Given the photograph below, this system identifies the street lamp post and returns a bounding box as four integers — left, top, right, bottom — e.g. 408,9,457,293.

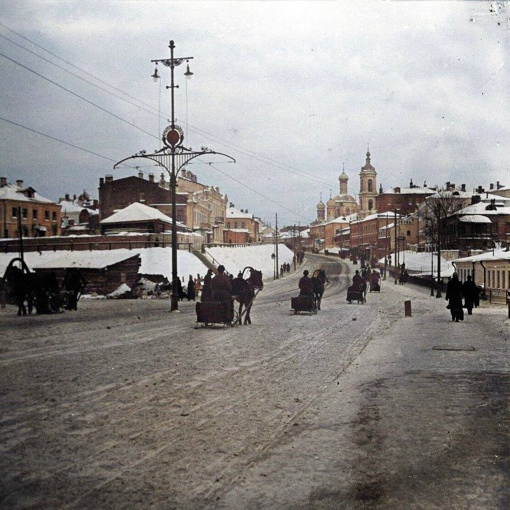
114,40,235,312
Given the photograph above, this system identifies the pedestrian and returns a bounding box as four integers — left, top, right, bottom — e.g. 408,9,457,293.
462,275,479,315
64,268,87,311
187,275,196,301
211,265,233,320
298,270,314,297
194,274,202,298
445,272,464,322
0,276,7,309
175,277,186,300
201,269,213,302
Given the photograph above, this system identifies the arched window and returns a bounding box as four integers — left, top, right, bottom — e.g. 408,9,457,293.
368,199,374,210
368,179,373,192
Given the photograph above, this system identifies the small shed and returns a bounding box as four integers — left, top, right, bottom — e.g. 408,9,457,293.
33,251,142,296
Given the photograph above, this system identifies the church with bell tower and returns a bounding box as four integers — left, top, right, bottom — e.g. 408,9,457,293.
358,148,377,219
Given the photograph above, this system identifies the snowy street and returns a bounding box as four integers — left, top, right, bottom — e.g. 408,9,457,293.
1,254,509,509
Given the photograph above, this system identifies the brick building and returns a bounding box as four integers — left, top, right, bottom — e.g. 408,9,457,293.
0,177,61,238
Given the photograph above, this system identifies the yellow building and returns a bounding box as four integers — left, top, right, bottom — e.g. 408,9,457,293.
0,177,61,238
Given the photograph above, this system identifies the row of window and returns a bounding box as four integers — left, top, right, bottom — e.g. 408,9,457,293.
9,207,57,222
459,267,509,290
226,222,246,229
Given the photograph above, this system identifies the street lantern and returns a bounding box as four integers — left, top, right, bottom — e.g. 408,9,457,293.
114,40,235,312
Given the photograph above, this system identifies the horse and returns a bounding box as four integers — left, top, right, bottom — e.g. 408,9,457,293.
311,269,328,311
3,258,35,316
231,266,263,325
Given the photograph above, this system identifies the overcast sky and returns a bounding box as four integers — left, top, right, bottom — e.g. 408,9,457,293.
1,1,509,226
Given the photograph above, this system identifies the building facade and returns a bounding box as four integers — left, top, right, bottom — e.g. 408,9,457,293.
0,177,61,238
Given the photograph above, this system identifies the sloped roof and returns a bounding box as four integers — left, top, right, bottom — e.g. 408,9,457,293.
100,202,173,225
33,250,140,269
0,183,55,204
458,215,492,224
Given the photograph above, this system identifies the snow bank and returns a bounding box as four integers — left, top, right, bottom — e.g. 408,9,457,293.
206,244,294,279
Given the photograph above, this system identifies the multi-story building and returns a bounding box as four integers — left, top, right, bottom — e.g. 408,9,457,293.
0,177,61,238
224,205,259,243
377,180,435,216
98,169,228,245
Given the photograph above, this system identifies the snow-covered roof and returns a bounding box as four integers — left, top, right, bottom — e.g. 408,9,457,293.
384,187,435,195
226,207,252,219
453,202,510,216
59,200,98,216
30,250,140,270
458,215,493,224
100,202,173,225
454,249,510,263
0,183,55,204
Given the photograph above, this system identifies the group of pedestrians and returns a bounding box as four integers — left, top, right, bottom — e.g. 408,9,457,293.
445,273,480,322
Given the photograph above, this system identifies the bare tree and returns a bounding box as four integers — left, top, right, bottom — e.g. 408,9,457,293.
423,189,463,296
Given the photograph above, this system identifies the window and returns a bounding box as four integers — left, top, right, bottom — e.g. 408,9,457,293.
33,209,38,220
45,211,50,221
52,212,57,222
368,179,373,192
241,222,245,229
12,207,18,218
368,199,373,210
22,208,28,219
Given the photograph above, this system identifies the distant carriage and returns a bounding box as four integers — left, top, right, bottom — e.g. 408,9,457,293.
195,266,263,327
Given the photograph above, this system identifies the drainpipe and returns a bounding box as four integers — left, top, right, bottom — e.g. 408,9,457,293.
480,260,487,300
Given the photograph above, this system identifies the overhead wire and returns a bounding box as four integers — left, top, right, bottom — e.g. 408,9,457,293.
0,22,323,219
0,22,333,188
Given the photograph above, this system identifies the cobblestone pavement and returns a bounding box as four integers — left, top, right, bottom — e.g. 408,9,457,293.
0,255,508,509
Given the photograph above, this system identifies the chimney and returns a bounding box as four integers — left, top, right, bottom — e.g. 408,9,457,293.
461,184,466,192
477,185,484,194
138,170,143,179
490,183,494,190
149,173,154,183
65,194,70,201
497,181,502,189
16,179,24,188
446,181,450,190
105,175,113,182
471,195,481,205
0,177,7,187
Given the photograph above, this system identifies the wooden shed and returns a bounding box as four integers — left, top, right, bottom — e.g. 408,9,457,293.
33,251,141,296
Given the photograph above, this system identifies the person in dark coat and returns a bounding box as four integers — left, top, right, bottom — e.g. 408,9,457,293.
446,272,464,322
64,268,86,311
211,265,233,320
201,269,214,302
462,275,479,315
298,270,314,297
186,275,196,301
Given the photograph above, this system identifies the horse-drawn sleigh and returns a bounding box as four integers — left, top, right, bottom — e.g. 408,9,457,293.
290,269,327,315
195,266,263,328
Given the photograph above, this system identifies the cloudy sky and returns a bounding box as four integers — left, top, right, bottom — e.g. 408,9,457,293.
1,1,509,226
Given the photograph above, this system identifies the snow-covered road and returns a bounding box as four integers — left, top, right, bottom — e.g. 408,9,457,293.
1,254,508,509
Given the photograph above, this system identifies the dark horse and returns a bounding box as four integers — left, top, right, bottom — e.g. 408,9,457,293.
231,266,263,325
3,258,35,316
311,269,328,311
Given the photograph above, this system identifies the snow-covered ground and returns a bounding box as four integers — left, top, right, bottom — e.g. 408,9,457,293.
0,243,295,284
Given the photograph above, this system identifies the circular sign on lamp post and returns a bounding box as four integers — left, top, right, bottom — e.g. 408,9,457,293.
162,125,184,148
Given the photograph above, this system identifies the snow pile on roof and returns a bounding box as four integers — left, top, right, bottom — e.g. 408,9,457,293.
101,202,173,225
